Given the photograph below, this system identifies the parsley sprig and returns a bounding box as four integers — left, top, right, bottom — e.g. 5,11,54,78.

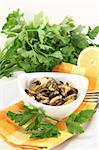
7,104,96,138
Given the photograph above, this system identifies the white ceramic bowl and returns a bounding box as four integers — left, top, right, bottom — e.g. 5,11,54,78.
17,72,89,118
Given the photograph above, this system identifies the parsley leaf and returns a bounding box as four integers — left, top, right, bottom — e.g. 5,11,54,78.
75,109,96,124
33,12,44,28
88,26,99,39
66,120,84,134
2,9,25,37
30,122,60,138
66,110,96,134
71,32,89,49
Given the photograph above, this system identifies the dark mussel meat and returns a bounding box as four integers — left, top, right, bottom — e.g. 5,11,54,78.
25,77,78,106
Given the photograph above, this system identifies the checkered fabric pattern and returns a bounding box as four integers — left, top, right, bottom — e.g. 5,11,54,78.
0,63,98,150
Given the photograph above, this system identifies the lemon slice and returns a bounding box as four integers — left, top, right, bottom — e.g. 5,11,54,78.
77,46,99,69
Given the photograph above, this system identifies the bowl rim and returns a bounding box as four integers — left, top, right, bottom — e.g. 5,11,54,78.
17,72,89,109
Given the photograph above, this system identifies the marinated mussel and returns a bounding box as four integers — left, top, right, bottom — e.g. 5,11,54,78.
25,77,78,106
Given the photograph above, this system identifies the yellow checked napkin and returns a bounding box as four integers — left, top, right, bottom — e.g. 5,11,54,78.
0,63,98,150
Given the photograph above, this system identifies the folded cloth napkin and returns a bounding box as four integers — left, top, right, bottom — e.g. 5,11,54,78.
0,63,98,150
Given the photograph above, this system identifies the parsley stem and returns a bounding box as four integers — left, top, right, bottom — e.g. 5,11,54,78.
2,31,18,36
45,115,60,122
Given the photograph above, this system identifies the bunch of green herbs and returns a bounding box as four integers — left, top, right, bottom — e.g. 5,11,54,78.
0,9,99,78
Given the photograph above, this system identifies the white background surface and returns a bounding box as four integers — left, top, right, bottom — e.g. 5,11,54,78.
0,0,99,150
